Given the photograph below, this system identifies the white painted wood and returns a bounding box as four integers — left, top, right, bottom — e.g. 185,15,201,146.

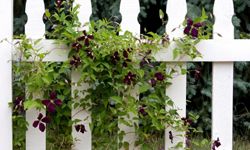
71,71,91,150
0,0,13,149
165,64,186,149
120,0,140,35
26,93,46,150
118,89,139,150
26,0,45,38
12,39,250,62
155,39,250,62
74,0,92,27
212,63,233,150
213,0,234,39
26,109,46,150
166,0,187,38
12,40,69,62
212,0,234,149
119,2,139,149
165,0,187,149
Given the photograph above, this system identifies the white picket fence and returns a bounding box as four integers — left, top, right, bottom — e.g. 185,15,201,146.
1,0,250,149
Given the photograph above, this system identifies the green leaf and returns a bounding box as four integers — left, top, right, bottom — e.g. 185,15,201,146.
139,83,151,93
24,100,43,110
45,9,51,18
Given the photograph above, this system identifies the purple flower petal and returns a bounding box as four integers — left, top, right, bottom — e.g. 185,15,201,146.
155,72,165,81
47,103,56,113
123,50,128,58
194,22,203,28
50,91,57,99
84,38,90,46
39,123,46,132
33,120,39,128
150,78,157,87
87,34,94,39
184,26,191,35
75,125,80,132
77,36,85,41
54,99,62,106
80,125,86,133
37,113,43,120
41,116,50,124
191,28,198,38
42,99,50,107
187,18,193,26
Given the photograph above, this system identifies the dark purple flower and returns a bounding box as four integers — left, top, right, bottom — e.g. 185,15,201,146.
111,51,120,65
123,72,136,85
75,124,87,134
42,92,62,113
55,0,62,7
33,113,50,132
139,106,147,116
184,18,204,38
77,30,94,47
70,56,81,68
85,48,94,59
169,131,173,143
212,138,221,150
72,42,82,52
149,78,157,87
14,96,24,112
155,72,165,81
122,62,128,67
181,117,192,126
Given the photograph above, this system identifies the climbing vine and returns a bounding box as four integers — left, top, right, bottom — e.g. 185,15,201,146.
10,1,211,150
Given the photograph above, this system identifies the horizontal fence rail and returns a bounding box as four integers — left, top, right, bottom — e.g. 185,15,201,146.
0,0,248,149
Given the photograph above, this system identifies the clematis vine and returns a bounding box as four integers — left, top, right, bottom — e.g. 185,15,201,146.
42,91,62,113
33,113,50,132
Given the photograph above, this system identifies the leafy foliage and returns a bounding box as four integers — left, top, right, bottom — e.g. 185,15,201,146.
10,2,210,149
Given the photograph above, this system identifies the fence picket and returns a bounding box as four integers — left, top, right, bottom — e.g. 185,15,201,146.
26,0,45,38
0,0,12,149
74,0,92,28
71,71,92,150
165,0,187,149
26,109,46,150
212,0,234,149
120,0,140,35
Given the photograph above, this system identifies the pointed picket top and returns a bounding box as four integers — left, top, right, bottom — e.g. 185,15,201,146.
120,0,140,35
74,0,92,29
213,0,234,39
26,0,45,38
166,0,187,38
